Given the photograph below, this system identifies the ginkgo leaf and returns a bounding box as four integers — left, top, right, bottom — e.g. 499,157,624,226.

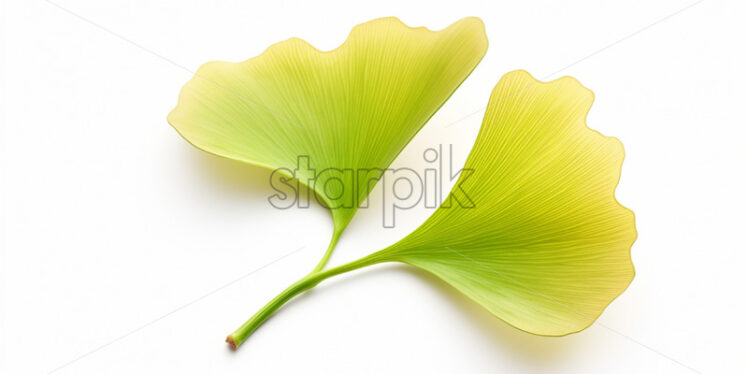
376,70,637,336
225,70,636,348
168,17,488,269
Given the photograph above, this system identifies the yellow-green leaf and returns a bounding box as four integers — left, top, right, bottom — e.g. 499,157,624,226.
379,70,637,335
167,17,488,262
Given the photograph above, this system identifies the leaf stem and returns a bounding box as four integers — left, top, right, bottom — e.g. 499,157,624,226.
226,251,385,349
310,228,343,273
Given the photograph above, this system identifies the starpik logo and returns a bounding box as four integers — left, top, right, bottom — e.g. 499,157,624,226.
268,145,475,227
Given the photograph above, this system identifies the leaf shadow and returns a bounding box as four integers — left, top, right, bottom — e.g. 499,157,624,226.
387,264,588,362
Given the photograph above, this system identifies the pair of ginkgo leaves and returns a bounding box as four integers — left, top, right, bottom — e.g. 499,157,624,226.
167,17,637,349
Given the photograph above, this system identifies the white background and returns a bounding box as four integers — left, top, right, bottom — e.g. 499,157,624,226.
2,0,747,372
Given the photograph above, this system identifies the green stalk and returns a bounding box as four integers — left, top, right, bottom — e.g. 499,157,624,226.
226,251,386,349
310,228,343,273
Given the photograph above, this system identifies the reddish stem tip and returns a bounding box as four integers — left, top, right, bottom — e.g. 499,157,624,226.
225,335,237,350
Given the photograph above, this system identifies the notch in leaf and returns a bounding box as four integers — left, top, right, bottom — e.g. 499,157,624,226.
225,70,637,348
167,17,489,271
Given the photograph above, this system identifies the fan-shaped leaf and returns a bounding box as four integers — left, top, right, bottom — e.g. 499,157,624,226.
168,17,488,264
378,70,637,335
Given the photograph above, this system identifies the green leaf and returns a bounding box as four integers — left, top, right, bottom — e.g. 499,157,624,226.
167,17,488,269
379,70,637,336
225,70,636,347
